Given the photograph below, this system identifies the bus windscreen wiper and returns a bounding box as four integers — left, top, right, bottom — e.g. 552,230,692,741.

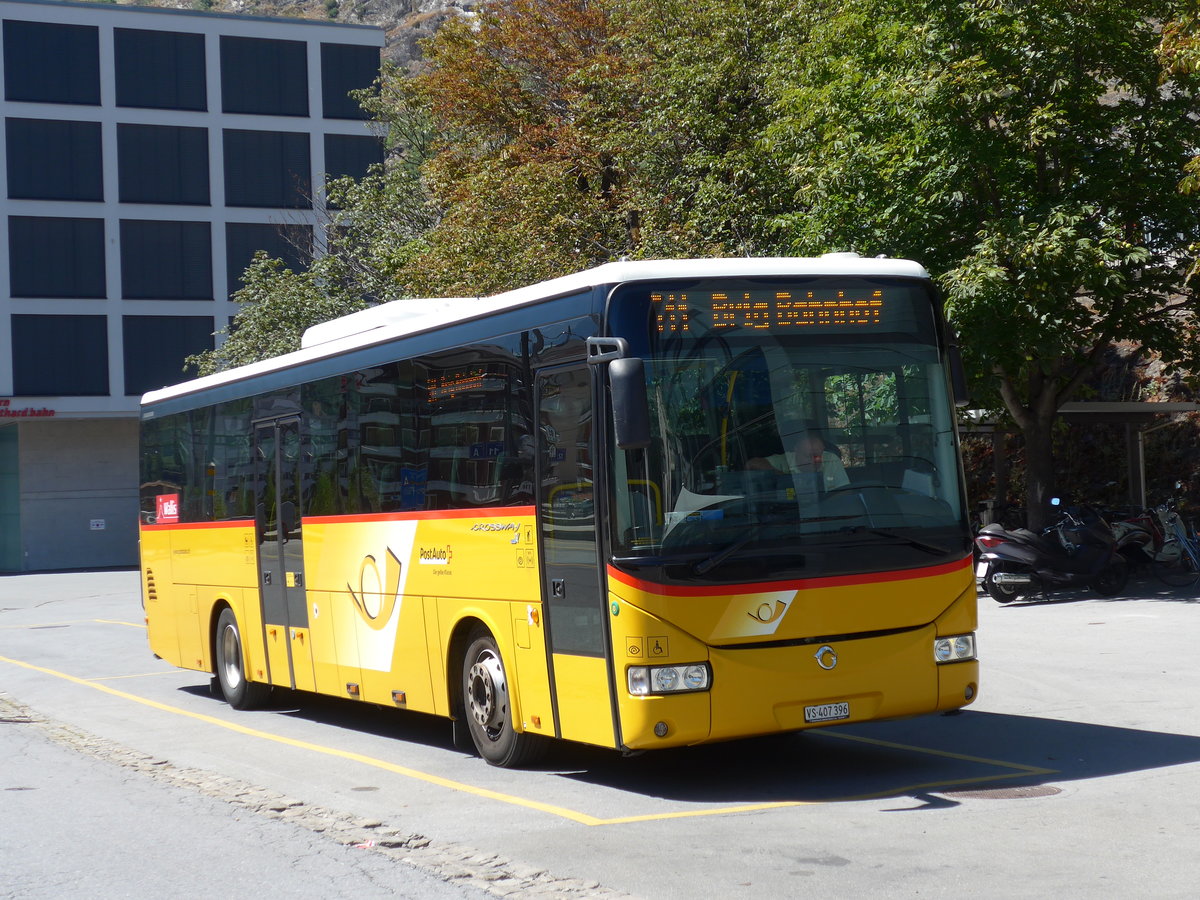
848,527,949,556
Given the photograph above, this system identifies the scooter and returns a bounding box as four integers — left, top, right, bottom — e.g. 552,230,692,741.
974,500,1128,602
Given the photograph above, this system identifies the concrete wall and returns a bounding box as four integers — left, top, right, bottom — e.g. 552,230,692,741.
17,418,139,571
0,426,19,570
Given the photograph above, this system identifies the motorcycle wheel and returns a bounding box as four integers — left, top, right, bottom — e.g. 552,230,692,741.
1090,561,1129,597
982,564,1025,603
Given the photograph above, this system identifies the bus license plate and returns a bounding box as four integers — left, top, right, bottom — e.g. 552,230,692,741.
804,701,850,723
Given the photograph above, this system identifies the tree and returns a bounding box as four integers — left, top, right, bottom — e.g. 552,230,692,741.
766,0,1200,527
398,0,636,295
186,253,367,375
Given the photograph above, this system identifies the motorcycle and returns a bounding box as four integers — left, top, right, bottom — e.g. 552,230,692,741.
974,500,1128,603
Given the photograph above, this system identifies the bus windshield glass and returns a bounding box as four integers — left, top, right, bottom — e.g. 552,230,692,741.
607,276,970,582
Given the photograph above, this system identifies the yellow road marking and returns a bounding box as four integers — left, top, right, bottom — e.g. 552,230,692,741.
0,652,1056,825
822,730,1057,776
0,618,146,630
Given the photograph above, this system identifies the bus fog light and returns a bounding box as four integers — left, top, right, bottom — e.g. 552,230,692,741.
627,663,711,696
934,634,976,663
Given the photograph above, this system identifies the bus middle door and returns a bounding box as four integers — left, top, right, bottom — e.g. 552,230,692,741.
253,417,315,692
536,366,617,749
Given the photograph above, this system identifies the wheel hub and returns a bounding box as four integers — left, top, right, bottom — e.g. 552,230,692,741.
467,652,506,732
220,624,243,689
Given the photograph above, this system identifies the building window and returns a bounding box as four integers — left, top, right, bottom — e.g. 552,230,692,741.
223,129,311,208
225,223,312,298
3,21,100,105
118,124,210,205
8,217,106,299
324,133,384,182
122,315,214,396
220,36,308,117
5,118,103,201
11,315,109,396
120,220,212,300
320,43,379,120
115,28,207,111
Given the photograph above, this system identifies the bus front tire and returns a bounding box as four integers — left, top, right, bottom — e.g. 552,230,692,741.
461,628,545,768
215,608,269,710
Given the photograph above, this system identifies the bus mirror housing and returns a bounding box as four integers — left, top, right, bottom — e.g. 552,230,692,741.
609,357,651,450
947,330,970,407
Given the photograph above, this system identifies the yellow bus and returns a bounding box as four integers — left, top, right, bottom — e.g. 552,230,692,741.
139,256,978,767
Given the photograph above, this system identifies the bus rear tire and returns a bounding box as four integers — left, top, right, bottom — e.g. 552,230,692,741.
462,628,545,768
215,608,269,710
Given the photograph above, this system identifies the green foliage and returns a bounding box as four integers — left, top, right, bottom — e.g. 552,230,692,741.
210,0,1200,526
185,253,367,376
763,0,1200,520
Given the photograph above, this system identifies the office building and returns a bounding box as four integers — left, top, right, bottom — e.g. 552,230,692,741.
0,0,384,570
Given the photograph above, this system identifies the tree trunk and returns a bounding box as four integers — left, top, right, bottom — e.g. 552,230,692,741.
1021,417,1057,531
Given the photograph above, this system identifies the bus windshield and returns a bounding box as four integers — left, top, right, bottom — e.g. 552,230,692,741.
607,276,970,582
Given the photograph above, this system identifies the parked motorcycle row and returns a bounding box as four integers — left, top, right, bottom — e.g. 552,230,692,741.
974,497,1200,603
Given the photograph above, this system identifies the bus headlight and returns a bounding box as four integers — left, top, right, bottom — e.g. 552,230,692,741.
628,663,711,695
934,634,976,663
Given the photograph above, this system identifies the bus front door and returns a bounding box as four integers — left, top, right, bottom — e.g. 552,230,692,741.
536,367,617,749
253,417,314,692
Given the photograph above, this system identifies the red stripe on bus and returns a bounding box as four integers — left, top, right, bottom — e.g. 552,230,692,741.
302,506,536,526
606,556,973,597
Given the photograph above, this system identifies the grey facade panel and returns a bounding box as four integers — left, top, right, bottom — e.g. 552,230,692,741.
122,314,214,396
120,219,213,300
8,216,106,298
224,222,312,298
220,35,308,117
11,314,109,396
114,27,207,111
223,129,311,209
320,42,379,120
324,132,384,182
3,19,100,105
5,117,104,201
117,123,210,205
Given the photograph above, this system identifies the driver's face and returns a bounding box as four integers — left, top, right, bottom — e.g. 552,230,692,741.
796,438,824,468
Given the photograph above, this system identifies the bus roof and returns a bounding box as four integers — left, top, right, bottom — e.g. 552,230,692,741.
141,254,930,407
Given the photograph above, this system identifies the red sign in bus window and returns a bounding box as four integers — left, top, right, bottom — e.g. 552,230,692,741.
156,494,180,524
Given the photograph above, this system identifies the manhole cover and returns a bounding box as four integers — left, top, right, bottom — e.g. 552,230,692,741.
943,785,1062,800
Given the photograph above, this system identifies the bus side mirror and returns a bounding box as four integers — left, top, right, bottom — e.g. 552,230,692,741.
609,357,651,450
947,331,970,407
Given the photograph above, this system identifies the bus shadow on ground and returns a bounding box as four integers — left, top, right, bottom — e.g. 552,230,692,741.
181,679,1200,806
551,710,1200,805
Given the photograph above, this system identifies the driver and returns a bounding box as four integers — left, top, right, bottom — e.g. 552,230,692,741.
747,432,849,490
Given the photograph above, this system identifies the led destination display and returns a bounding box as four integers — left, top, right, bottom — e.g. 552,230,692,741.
653,287,886,334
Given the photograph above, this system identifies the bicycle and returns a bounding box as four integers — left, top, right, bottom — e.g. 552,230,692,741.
1151,502,1200,588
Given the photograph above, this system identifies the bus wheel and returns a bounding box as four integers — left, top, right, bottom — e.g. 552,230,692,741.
462,628,545,767
215,608,269,710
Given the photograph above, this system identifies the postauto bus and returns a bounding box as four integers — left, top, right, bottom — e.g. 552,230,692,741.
139,255,978,767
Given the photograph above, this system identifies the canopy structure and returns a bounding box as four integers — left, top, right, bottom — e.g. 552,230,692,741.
962,402,1200,511
1056,402,1200,508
